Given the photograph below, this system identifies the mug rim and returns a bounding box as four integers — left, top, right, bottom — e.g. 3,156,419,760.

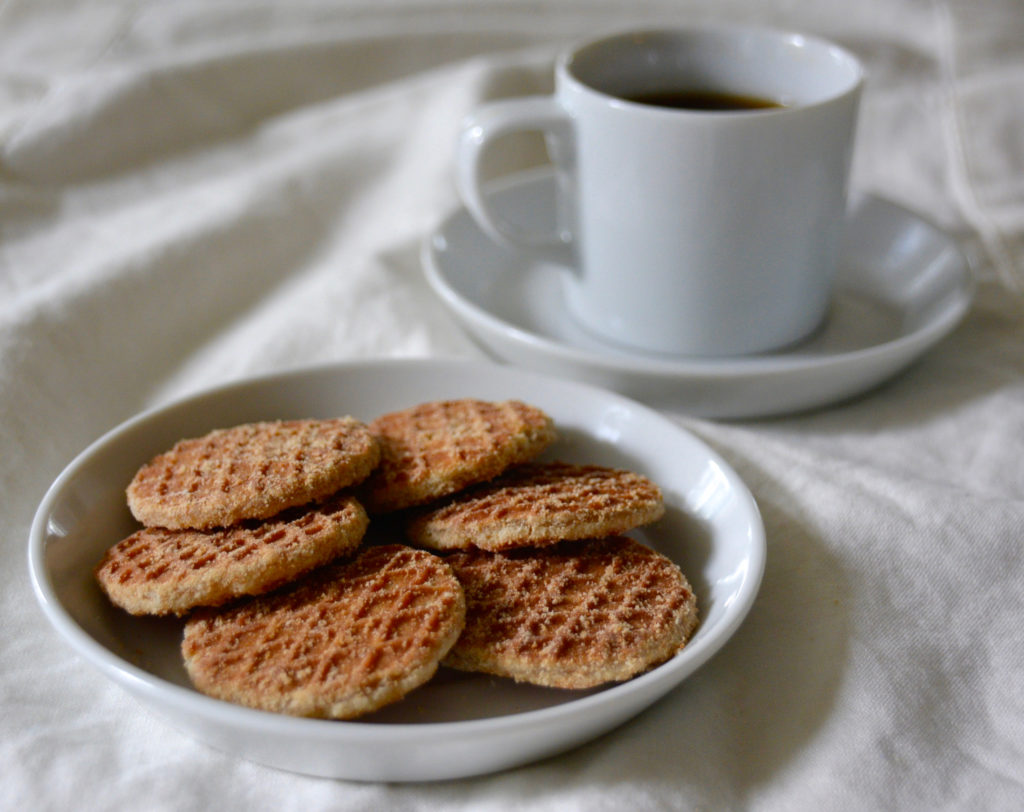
559,23,865,115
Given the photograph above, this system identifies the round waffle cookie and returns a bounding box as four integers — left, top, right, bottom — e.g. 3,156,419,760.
182,545,466,719
443,536,698,689
406,462,665,552
95,495,369,616
361,399,556,514
126,418,380,530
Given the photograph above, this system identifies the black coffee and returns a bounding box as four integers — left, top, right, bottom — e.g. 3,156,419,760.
621,88,783,111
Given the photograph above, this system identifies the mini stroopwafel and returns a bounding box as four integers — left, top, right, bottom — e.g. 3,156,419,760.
182,545,465,719
443,536,698,689
95,495,369,616
361,399,555,514
406,462,665,552
127,418,379,530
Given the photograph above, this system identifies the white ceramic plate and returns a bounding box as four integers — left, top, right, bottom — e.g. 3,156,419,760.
29,359,764,782
423,170,975,418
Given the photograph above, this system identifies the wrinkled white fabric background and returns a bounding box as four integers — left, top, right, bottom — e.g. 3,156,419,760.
3,1,1023,809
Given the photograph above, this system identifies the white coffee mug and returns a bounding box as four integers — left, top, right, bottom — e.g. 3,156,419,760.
456,26,864,356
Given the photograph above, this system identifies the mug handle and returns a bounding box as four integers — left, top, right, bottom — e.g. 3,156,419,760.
455,96,574,249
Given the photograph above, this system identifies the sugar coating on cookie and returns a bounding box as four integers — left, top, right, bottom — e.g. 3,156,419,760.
96,495,369,616
406,462,665,552
181,545,465,719
126,418,380,530
443,536,698,689
361,399,556,514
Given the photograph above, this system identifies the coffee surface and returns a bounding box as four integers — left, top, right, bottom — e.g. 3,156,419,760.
621,88,783,111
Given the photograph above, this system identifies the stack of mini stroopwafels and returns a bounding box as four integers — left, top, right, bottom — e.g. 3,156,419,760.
95,398,698,720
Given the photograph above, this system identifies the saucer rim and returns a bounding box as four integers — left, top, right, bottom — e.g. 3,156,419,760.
423,169,975,382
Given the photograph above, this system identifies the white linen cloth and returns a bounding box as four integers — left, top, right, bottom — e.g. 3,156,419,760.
3,1,1023,809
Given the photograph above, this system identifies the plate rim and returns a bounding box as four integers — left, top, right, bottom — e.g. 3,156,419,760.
27,358,765,766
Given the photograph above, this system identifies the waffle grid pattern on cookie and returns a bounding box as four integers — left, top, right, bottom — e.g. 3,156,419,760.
96,496,368,615
127,418,378,529
444,536,697,688
182,545,465,718
408,462,665,550
364,400,555,513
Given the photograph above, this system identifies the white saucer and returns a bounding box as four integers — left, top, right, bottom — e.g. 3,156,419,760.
423,170,974,418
